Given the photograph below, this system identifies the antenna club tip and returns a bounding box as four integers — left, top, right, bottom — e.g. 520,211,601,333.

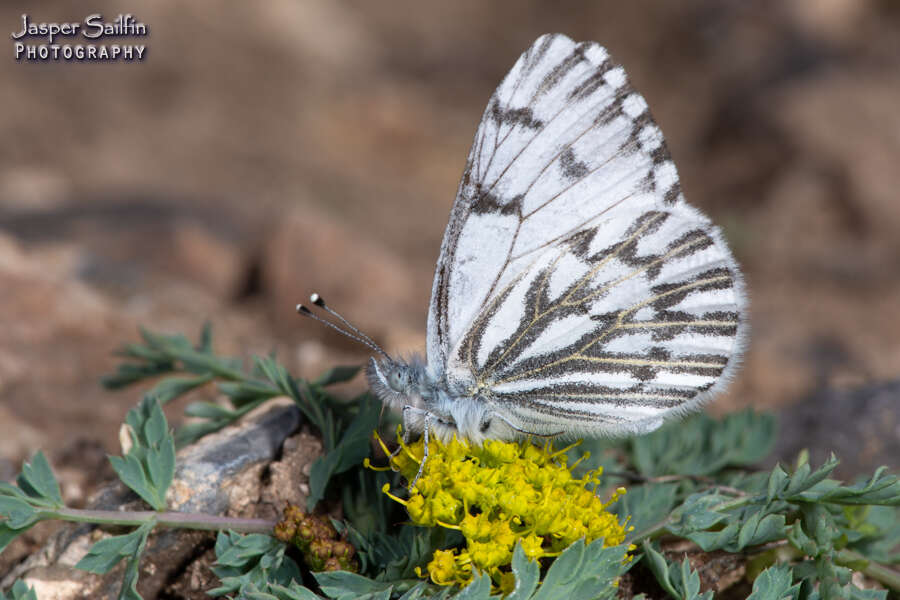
310,293,326,307
296,304,312,315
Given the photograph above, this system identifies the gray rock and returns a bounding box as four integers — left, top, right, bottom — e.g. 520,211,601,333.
770,379,900,478
1,399,302,599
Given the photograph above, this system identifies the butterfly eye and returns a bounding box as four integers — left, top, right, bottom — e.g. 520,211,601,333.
388,369,408,392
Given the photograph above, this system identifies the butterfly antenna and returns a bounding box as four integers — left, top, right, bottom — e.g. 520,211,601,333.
309,293,382,348
296,297,391,360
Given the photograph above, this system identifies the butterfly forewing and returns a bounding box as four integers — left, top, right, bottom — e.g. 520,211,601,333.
427,34,746,436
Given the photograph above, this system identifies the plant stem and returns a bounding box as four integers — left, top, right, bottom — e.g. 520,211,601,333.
45,507,277,534
627,494,757,545
837,549,900,592
605,471,749,497
627,516,673,544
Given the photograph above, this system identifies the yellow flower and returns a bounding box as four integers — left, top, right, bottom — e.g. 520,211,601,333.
460,512,493,540
426,549,459,586
520,533,545,559
371,433,630,591
431,489,463,523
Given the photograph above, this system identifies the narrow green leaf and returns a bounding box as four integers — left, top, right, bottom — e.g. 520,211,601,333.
146,373,214,405
101,362,174,389
844,586,887,600
199,321,214,353
787,522,817,556
177,397,266,447
630,410,775,477
148,434,176,503
75,522,153,575
735,514,787,551
642,542,714,600
109,454,162,510
1,580,38,600
642,542,678,598
260,583,322,600
307,453,338,511
183,401,237,419
784,457,839,499
210,532,301,596
122,341,168,362
683,520,740,552
313,571,394,600
306,397,380,510
844,505,900,563
677,557,713,600
613,483,677,540
0,482,29,502
292,378,331,438
160,433,177,491
240,584,278,599
175,420,232,448
784,462,813,497
217,381,282,406
747,564,800,600
256,357,292,397
737,512,763,549
805,504,838,550
396,582,431,600
0,522,26,554
669,492,728,532
118,521,153,600
450,573,491,599
0,497,38,529
17,451,63,508
814,552,848,600
143,397,168,445
332,398,381,475
314,365,362,387
111,398,175,510
767,464,789,502
505,543,539,600
562,542,632,600
813,467,900,506
533,538,586,594
215,533,281,567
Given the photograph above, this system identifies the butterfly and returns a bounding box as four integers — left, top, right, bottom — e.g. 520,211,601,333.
302,33,747,453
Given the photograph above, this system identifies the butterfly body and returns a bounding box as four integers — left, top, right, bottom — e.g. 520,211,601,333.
368,356,516,444
366,34,747,445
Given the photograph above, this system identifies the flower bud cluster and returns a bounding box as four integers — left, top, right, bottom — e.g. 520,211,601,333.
275,503,358,572
373,432,630,591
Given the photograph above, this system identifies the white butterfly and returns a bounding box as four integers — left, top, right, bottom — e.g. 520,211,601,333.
307,34,747,452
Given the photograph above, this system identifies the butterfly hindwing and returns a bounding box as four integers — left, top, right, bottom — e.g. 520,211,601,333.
426,34,746,436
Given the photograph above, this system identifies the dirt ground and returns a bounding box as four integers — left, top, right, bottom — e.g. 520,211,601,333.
1,1,899,506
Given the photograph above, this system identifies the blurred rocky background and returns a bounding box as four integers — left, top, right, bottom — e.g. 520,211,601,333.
1,0,899,495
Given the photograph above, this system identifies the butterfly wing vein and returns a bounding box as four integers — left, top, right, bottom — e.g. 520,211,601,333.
426,33,746,436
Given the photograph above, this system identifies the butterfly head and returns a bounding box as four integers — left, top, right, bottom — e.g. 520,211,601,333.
366,355,428,413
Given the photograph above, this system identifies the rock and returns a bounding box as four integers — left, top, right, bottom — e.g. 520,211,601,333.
770,379,900,478
1,399,313,599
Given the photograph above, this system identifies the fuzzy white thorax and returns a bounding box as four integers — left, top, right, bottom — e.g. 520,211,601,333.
366,355,520,445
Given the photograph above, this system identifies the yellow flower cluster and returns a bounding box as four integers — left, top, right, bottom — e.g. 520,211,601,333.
370,432,630,592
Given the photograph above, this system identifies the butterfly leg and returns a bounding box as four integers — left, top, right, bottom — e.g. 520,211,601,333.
399,404,432,488
412,411,431,489
388,406,417,461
